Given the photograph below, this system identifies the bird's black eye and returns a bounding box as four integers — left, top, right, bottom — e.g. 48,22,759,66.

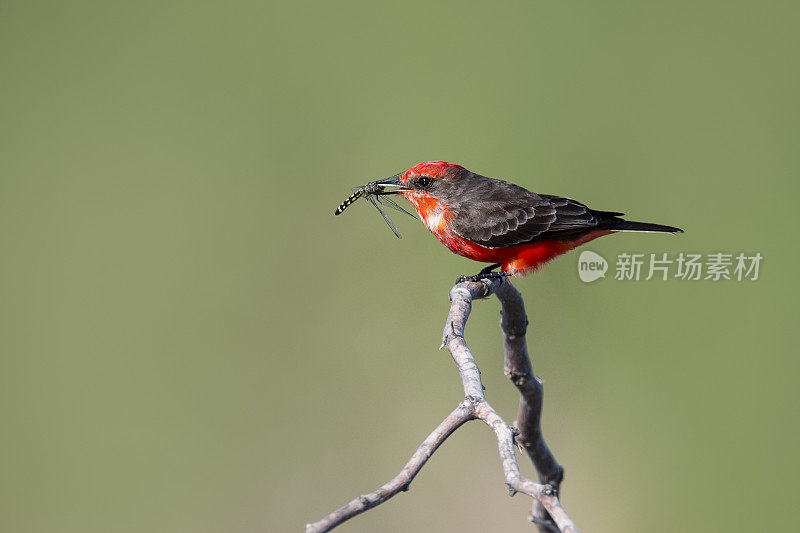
417,176,433,187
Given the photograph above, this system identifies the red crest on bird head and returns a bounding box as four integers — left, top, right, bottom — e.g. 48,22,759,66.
400,161,466,184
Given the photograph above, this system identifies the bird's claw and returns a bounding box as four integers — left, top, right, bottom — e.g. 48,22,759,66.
455,271,512,284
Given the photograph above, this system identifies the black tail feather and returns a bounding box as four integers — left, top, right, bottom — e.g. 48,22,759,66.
603,218,683,234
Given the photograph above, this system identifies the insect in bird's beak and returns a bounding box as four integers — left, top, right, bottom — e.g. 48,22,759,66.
372,175,409,195
333,175,414,239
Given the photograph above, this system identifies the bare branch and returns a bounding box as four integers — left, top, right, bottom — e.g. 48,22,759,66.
496,281,564,532
305,404,474,533
306,278,578,533
444,279,578,533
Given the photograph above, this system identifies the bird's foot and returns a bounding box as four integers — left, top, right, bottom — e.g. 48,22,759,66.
455,270,513,284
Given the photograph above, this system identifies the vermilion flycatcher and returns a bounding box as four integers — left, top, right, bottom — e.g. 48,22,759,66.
350,161,682,280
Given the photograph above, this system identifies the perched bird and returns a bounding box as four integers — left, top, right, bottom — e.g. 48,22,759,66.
343,161,682,280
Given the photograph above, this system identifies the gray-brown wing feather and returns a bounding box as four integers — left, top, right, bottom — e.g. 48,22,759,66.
449,178,603,248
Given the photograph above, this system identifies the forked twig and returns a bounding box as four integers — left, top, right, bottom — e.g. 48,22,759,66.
306,278,577,533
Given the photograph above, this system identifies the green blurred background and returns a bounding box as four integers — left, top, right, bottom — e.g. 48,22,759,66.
0,1,796,532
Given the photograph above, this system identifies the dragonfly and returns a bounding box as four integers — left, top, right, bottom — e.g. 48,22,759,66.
333,179,415,238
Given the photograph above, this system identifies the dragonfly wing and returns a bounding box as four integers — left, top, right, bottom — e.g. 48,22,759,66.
376,195,416,218
368,195,402,238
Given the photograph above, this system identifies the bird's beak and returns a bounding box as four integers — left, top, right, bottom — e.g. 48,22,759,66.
375,174,409,195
